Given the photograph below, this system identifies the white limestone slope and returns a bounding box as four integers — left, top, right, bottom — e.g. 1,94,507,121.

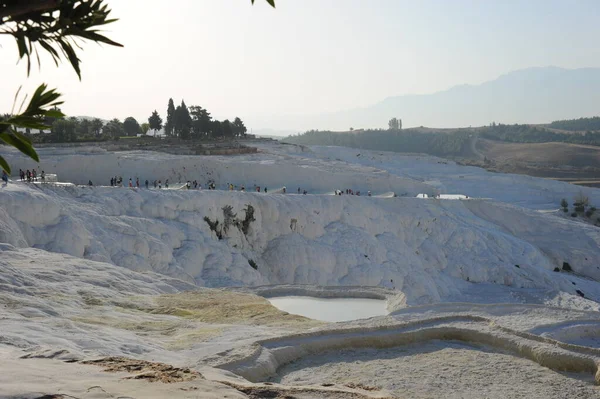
3,142,600,397
283,143,600,210
1,140,599,308
2,145,435,196
0,178,598,307
0,245,195,358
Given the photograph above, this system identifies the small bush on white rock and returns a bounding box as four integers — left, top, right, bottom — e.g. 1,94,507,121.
222,205,238,234
241,205,256,236
560,198,568,212
203,216,222,240
204,204,257,240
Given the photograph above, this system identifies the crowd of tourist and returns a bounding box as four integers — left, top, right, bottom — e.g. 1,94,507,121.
105,176,315,195
334,188,371,196
17,168,46,183
1,169,376,198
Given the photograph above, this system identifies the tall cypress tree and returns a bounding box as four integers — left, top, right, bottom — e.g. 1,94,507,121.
176,100,192,139
165,98,175,137
148,110,163,136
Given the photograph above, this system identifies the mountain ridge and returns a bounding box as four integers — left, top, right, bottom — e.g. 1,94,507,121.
257,66,600,132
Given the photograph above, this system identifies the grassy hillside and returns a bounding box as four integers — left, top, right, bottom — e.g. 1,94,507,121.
476,139,600,169
481,123,600,146
283,119,600,184
285,117,600,158
284,129,472,157
548,116,600,132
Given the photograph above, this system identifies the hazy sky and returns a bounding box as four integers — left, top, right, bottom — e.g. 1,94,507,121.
2,0,599,130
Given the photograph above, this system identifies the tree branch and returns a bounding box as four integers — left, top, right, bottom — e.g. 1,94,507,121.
0,0,60,21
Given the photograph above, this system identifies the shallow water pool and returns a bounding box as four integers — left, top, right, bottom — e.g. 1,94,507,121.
267,296,387,322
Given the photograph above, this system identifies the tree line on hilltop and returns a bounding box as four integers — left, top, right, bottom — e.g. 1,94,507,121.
284,128,471,157
12,98,247,144
156,98,247,139
284,115,600,157
481,122,600,146
548,116,600,132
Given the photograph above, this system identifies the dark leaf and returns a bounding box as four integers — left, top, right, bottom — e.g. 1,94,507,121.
58,40,81,79
18,92,29,115
0,155,11,174
45,109,65,118
251,0,275,6
39,40,60,67
0,132,40,162
16,34,27,58
34,44,41,70
12,130,33,145
3,117,47,130
80,30,123,47
11,85,22,115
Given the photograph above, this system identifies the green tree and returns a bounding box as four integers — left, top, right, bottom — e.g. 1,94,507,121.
560,198,568,210
52,118,77,142
388,118,401,130
175,100,192,139
0,0,121,173
101,120,113,137
165,98,176,137
103,118,124,139
51,119,67,142
211,120,223,138
190,105,212,138
78,118,91,137
189,106,202,139
91,118,104,137
141,123,150,135
68,119,78,141
222,119,233,138
148,110,163,136
66,116,82,140
232,117,247,137
41,106,62,134
123,116,141,136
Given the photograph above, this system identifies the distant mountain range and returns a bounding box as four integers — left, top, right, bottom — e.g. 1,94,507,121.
260,67,600,133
